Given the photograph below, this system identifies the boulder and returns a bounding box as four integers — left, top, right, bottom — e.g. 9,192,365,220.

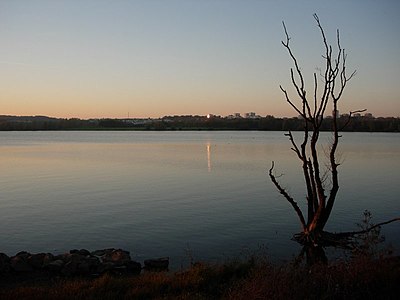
28,253,46,269
91,249,107,257
10,255,33,272
125,260,142,274
54,253,72,262
46,259,64,272
78,249,91,256
15,251,30,258
61,260,79,276
42,253,55,266
70,249,90,256
77,260,90,274
102,249,131,266
97,262,115,274
0,253,11,273
1,248,144,278
144,257,169,271
110,265,128,275
86,256,101,271
66,253,85,263
91,248,115,257
61,253,93,275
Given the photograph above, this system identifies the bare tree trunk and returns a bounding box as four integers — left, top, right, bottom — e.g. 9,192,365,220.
270,14,358,245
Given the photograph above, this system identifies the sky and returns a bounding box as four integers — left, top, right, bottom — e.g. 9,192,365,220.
0,0,399,119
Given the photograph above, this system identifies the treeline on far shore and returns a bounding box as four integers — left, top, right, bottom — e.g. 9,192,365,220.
0,115,399,132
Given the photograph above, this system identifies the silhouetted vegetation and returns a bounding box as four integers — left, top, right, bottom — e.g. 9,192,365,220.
0,115,398,132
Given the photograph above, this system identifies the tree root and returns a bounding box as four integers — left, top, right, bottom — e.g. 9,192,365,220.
292,217,400,250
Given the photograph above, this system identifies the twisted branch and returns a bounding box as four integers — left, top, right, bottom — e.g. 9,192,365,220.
269,162,307,230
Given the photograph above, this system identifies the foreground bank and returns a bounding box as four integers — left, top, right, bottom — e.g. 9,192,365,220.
1,251,399,299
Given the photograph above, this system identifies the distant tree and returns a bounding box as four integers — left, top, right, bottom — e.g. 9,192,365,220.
269,14,365,246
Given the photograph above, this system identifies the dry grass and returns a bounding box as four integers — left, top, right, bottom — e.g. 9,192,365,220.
1,255,399,300
226,255,400,300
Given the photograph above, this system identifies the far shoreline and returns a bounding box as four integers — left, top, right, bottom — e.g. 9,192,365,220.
1,115,399,132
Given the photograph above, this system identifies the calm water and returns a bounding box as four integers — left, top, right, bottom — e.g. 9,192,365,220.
0,131,399,267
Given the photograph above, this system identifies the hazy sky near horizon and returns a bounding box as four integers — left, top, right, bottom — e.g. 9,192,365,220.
1,0,399,119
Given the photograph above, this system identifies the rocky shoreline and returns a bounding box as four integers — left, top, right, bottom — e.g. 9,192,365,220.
0,248,169,284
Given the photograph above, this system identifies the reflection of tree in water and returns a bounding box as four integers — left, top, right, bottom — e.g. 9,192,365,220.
295,245,327,266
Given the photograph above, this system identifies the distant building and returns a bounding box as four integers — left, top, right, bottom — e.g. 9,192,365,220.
121,118,154,125
245,112,256,119
225,113,242,119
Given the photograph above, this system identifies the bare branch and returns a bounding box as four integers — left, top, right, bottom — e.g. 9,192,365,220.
280,85,305,118
313,73,318,119
281,21,305,92
285,131,302,160
269,162,307,230
337,218,400,237
338,109,367,131
280,21,314,121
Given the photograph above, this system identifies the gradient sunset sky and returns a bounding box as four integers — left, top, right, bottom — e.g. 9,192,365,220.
1,0,399,119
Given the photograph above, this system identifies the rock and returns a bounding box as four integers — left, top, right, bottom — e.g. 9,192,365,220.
94,248,116,255
144,257,169,270
97,262,115,273
61,254,95,276
102,249,131,266
109,265,128,275
42,253,55,266
10,255,33,272
125,261,142,274
69,249,90,256
28,253,46,269
46,259,64,272
0,253,11,273
86,256,101,271
77,260,90,274
78,249,90,256
1,248,141,278
16,251,30,258
54,254,66,262
66,253,85,263
91,249,106,256
61,260,79,276
0,253,10,262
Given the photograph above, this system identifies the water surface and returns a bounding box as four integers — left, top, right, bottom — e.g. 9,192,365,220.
0,131,399,267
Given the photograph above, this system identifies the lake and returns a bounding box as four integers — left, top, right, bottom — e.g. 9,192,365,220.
0,131,399,268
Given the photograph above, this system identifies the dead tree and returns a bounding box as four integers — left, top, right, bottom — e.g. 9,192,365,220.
269,14,364,246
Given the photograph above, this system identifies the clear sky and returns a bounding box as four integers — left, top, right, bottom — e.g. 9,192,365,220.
1,0,399,119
